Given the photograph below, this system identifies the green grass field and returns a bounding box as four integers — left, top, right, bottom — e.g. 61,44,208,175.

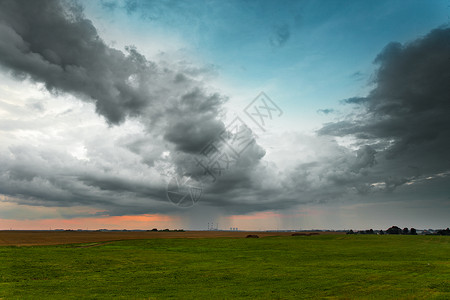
1,235,449,299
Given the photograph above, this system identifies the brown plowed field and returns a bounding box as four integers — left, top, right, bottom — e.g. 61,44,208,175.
0,230,343,246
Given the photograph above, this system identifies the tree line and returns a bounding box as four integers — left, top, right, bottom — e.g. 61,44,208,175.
347,226,450,235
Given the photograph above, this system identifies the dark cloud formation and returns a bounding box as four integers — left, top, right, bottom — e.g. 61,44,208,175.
163,88,225,153
320,27,450,183
161,24,450,216
0,0,145,124
199,135,380,214
0,0,226,154
0,0,265,216
0,0,448,222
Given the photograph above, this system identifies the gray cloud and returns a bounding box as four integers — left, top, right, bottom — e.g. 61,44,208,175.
340,97,367,105
0,0,227,155
163,88,225,153
192,25,450,215
0,0,268,216
0,1,145,124
0,0,448,222
319,27,450,187
0,143,175,215
192,133,383,214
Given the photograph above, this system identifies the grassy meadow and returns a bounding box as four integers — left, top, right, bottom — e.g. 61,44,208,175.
0,234,449,299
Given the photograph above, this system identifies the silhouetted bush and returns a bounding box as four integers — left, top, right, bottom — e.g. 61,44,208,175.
387,226,402,234
437,228,450,235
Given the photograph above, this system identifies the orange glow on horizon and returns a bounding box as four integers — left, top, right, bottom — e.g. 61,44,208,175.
0,214,180,230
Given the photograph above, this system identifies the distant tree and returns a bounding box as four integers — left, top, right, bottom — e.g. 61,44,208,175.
346,230,354,235
410,228,417,235
151,228,158,231
379,230,384,235
369,229,374,234
246,234,259,238
386,226,402,234
437,228,450,236
402,227,409,235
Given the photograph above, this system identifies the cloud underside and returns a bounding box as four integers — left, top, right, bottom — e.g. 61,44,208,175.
0,0,226,152
319,27,450,175
0,0,449,218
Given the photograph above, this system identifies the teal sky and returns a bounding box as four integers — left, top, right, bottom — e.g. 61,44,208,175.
84,0,448,130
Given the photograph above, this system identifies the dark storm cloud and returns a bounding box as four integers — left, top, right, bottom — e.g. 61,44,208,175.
0,0,268,215
0,0,227,153
319,27,450,184
195,39,450,214
0,0,149,124
2,1,448,219
163,88,225,153
192,133,382,214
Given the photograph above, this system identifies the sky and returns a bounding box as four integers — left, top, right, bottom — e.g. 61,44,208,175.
0,0,449,230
